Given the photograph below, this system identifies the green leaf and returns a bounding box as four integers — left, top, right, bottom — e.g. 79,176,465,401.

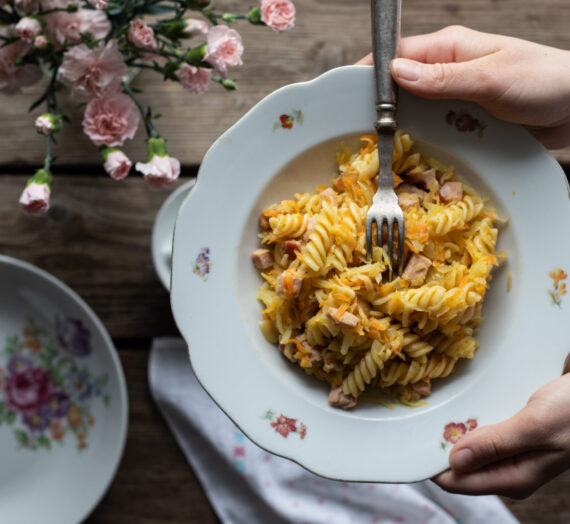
272,122,280,132
5,411,17,425
14,429,29,446
103,394,111,407
296,110,304,126
37,435,52,450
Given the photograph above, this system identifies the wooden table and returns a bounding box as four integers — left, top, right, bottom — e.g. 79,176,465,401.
1,1,569,522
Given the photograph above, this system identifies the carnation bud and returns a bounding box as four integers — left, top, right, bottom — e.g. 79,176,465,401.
19,169,52,216
220,78,237,90
35,113,61,135
247,7,263,25
183,17,209,37
33,35,50,51
101,148,132,180
221,13,238,23
185,44,207,66
135,137,181,191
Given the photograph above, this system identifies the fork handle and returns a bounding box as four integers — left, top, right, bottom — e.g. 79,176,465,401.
371,0,401,131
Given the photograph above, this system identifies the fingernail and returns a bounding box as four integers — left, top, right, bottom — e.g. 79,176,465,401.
450,448,474,472
392,58,420,82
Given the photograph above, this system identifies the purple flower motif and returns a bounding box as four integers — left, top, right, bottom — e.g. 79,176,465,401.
7,356,33,375
23,409,51,433
42,392,71,418
193,247,212,280
56,316,92,358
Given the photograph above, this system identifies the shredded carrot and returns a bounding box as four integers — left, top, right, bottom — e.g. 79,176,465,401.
369,318,388,331
332,293,352,303
282,338,306,354
332,303,349,320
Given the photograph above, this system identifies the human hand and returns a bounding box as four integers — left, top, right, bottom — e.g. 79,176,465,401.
357,26,570,149
433,360,570,499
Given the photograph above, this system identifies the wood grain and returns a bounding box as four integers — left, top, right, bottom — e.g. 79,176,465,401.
1,0,569,168
0,175,182,338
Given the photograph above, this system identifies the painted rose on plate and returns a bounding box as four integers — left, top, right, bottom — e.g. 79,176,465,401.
0,318,110,451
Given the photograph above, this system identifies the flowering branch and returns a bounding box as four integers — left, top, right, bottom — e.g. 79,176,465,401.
1,0,297,215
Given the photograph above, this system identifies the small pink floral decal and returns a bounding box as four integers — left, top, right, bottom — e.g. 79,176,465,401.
193,247,211,280
548,268,567,307
440,418,478,449
263,409,306,439
445,110,487,137
273,109,304,131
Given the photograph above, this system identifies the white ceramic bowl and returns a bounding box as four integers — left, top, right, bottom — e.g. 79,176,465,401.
0,255,128,523
170,65,570,482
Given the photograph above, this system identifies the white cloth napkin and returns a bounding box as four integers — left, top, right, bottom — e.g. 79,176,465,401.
148,338,518,524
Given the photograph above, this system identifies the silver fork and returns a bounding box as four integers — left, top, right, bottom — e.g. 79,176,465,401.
365,0,405,278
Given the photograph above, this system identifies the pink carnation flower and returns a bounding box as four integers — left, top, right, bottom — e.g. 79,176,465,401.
128,19,158,59
45,6,110,50
137,156,181,190
82,92,140,147
15,17,42,42
136,138,181,190
261,0,295,32
19,182,51,216
104,150,132,180
35,115,54,135
176,64,211,94
60,40,126,100
203,25,243,77
183,18,209,37
0,40,42,94
13,0,40,14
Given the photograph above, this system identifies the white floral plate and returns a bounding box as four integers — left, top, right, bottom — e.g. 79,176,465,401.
170,65,570,482
152,179,196,290
0,255,128,523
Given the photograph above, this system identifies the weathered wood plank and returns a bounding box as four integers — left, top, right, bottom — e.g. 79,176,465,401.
87,347,570,524
1,0,569,167
0,175,182,338
86,348,219,524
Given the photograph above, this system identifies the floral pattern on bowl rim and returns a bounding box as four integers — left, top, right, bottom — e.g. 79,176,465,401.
0,316,110,451
193,247,211,280
440,418,478,450
263,410,306,440
548,268,567,307
445,109,487,137
273,109,304,131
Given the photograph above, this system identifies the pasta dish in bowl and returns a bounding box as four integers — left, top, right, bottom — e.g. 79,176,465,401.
170,65,570,482
253,131,505,410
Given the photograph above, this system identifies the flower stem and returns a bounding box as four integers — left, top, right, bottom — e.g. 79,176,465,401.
44,136,52,172
122,82,158,138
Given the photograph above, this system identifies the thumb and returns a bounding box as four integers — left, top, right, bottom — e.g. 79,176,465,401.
391,57,497,102
448,407,546,474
